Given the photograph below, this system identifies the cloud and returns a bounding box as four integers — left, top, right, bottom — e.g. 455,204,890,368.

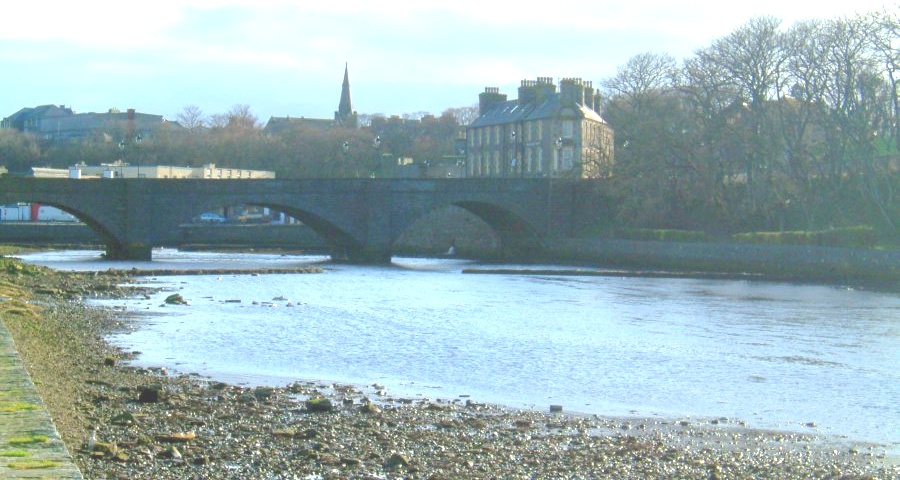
0,2,183,47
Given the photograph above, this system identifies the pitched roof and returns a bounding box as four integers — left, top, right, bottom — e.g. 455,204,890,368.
263,116,337,135
1,105,74,129
470,95,605,128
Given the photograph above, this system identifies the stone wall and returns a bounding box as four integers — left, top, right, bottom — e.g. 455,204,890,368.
0,224,101,246
553,238,900,286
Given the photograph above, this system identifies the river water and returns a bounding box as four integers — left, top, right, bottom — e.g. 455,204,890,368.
15,249,900,452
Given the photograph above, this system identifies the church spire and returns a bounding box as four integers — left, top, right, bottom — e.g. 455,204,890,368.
335,63,356,127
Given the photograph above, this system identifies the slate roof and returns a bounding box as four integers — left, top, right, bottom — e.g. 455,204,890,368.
1,105,165,140
263,116,337,135
470,94,606,129
1,105,74,130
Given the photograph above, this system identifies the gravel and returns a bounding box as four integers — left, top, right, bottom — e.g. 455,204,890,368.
2,260,898,479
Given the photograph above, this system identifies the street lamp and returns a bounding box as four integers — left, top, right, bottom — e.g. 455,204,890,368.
117,139,126,178
548,137,563,233
554,137,563,176
341,141,351,177
117,134,144,178
510,130,517,177
371,136,382,178
134,134,143,177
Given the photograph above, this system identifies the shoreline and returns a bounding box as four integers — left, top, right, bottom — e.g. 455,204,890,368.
2,259,899,478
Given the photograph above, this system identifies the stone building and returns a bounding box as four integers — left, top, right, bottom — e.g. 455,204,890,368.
65,162,275,179
1,105,168,141
466,77,614,178
18,163,274,179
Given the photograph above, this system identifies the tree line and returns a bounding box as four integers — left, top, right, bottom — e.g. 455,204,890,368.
600,10,898,241
0,104,475,180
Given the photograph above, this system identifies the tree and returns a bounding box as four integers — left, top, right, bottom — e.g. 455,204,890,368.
602,52,697,228
700,16,788,222
224,104,260,131
0,130,41,172
603,52,679,116
864,9,900,233
176,105,205,132
680,49,746,231
601,11,896,237
444,105,480,126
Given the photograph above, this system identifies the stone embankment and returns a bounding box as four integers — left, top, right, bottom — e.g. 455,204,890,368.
1,256,898,479
0,318,82,479
553,238,900,290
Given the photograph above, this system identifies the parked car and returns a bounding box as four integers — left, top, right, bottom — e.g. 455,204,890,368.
196,212,226,223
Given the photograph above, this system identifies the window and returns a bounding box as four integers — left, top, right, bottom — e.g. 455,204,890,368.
562,147,574,170
562,119,574,139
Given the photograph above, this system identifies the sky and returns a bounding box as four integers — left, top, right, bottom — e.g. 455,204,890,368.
1,1,896,124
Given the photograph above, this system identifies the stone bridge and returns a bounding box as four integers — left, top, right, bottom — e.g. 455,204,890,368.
0,177,600,262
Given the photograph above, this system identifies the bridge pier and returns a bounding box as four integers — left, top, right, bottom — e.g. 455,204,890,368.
105,242,152,261
330,245,392,264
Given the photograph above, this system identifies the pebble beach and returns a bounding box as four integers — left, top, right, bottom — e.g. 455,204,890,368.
1,256,898,479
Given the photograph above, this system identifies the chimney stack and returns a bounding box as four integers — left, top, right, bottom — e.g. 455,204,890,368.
560,78,585,107
478,87,507,115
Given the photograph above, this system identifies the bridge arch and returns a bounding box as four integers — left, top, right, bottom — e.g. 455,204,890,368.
0,189,130,258
391,201,546,260
451,201,546,258
172,198,368,262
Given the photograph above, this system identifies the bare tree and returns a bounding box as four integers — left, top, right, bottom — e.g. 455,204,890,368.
601,52,692,227
207,113,229,130
176,105,205,132
700,16,788,217
225,104,260,131
444,105,480,126
866,10,900,139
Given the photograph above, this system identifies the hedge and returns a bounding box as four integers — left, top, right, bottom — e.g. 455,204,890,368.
732,226,876,248
615,228,711,243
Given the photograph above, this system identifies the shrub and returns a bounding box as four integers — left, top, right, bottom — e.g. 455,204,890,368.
732,226,876,248
615,228,711,243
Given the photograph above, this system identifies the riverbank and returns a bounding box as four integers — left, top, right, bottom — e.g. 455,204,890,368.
552,238,900,291
1,258,899,479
